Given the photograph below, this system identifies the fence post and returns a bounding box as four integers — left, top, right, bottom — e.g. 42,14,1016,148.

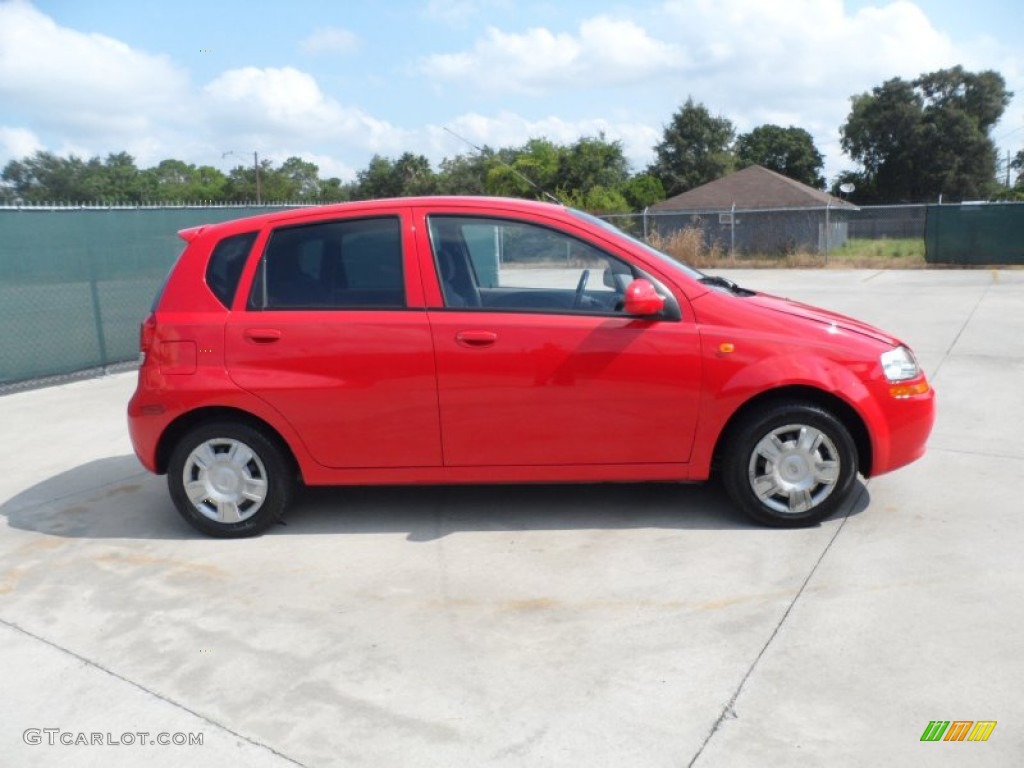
824,200,831,266
730,202,736,260
87,253,109,367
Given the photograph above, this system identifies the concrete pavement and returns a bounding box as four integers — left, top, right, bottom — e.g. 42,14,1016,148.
1,270,1021,766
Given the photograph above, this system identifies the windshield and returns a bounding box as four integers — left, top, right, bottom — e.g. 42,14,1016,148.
569,209,706,281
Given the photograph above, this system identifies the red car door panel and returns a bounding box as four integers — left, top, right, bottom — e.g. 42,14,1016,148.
429,311,701,466
226,312,441,468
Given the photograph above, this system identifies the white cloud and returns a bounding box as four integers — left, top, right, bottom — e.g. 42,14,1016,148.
0,126,43,160
0,0,189,135
421,17,685,94
300,26,360,55
660,0,956,92
291,152,358,182
202,67,407,154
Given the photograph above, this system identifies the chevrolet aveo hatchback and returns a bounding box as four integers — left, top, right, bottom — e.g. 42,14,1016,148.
128,197,935,537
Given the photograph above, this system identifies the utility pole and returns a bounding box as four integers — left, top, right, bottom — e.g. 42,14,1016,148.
224,150,263,203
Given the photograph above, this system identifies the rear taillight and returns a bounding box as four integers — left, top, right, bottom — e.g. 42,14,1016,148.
139,313,156,364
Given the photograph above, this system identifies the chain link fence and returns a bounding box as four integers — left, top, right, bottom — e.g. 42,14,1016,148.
600,204,932,257
847,204,927,239
0,204,306,390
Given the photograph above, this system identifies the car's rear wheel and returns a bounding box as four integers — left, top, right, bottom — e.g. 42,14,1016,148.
721,401,858,527
168,422,293,537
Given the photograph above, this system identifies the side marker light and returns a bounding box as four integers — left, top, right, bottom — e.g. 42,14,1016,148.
889,381,930,398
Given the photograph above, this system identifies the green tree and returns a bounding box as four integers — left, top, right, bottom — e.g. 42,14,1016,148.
191,165,228,202
648,97,735,197
559,185,631,215
223,160,270,202
485,139,561,199
478,134,633,205
318,176,354,202
95,152,145,202
1012,149,1024,191
142,159,195,201
354,153,436,199
144,161,228,203
556,134,631,194
620,173,665,210
279,156,322,200
840,66,1011,202
435,151,493,195
1,151,97,202
735,125,825,187
255,160,296,201
354,155,399,198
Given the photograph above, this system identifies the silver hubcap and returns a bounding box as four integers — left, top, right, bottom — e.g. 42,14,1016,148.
182,438,268,524
748,424,840,515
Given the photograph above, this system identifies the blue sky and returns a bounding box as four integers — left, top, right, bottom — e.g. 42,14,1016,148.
1,0,1022,186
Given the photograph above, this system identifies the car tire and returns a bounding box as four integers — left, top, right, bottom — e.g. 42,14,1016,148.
721,401,858,527
167,422,293,538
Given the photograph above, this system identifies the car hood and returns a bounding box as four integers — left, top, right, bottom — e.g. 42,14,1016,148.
745,291,898,346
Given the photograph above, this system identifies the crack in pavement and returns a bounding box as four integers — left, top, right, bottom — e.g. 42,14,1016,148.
929,445,1024,461
0,616,307,767
685,483,863,768
930,276,995,381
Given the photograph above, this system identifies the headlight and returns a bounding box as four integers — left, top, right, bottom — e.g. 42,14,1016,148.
880,346,920,382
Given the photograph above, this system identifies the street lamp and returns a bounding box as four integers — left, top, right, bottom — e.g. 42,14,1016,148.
222,150,262,204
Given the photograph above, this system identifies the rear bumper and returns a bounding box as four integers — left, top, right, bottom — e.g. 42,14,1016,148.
127,387,173,474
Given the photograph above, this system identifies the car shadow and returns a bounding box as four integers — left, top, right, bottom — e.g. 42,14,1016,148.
0,455,871,541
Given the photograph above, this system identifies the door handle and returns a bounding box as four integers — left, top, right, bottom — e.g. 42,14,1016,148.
245,328,282,343
455,330,497,347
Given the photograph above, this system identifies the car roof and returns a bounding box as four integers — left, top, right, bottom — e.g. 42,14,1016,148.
178,196,572,242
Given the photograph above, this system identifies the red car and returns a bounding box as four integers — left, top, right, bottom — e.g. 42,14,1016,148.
127,197,935,537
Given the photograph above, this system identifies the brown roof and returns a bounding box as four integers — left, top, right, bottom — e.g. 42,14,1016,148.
651,165,856,211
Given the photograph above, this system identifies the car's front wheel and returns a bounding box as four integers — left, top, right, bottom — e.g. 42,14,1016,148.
721,401,858,527
167,422,293,537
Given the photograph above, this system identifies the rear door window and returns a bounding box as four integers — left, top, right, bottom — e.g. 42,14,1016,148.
249,217,405,310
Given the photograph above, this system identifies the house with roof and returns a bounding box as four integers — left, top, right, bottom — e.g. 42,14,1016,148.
649,164,858,255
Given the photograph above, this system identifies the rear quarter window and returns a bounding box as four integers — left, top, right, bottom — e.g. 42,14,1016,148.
205,231,258,308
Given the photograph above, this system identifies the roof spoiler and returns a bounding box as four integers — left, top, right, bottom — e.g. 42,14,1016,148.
177,225,208,242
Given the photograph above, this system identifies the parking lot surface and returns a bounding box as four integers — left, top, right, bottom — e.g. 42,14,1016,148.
1,269,1021,767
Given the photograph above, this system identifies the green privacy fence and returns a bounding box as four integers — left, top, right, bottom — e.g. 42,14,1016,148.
0,205,306,387
925,202,1024,265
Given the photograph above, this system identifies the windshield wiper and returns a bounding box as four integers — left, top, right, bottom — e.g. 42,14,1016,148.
699,275,741,291
698,275,755,296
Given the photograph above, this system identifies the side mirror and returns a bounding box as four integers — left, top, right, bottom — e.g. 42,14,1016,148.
623,278,665,317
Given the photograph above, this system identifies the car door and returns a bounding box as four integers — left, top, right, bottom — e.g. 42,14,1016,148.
419,211,702,468
224,212,442,468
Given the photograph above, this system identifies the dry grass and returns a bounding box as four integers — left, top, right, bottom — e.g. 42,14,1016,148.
648,230,928,269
